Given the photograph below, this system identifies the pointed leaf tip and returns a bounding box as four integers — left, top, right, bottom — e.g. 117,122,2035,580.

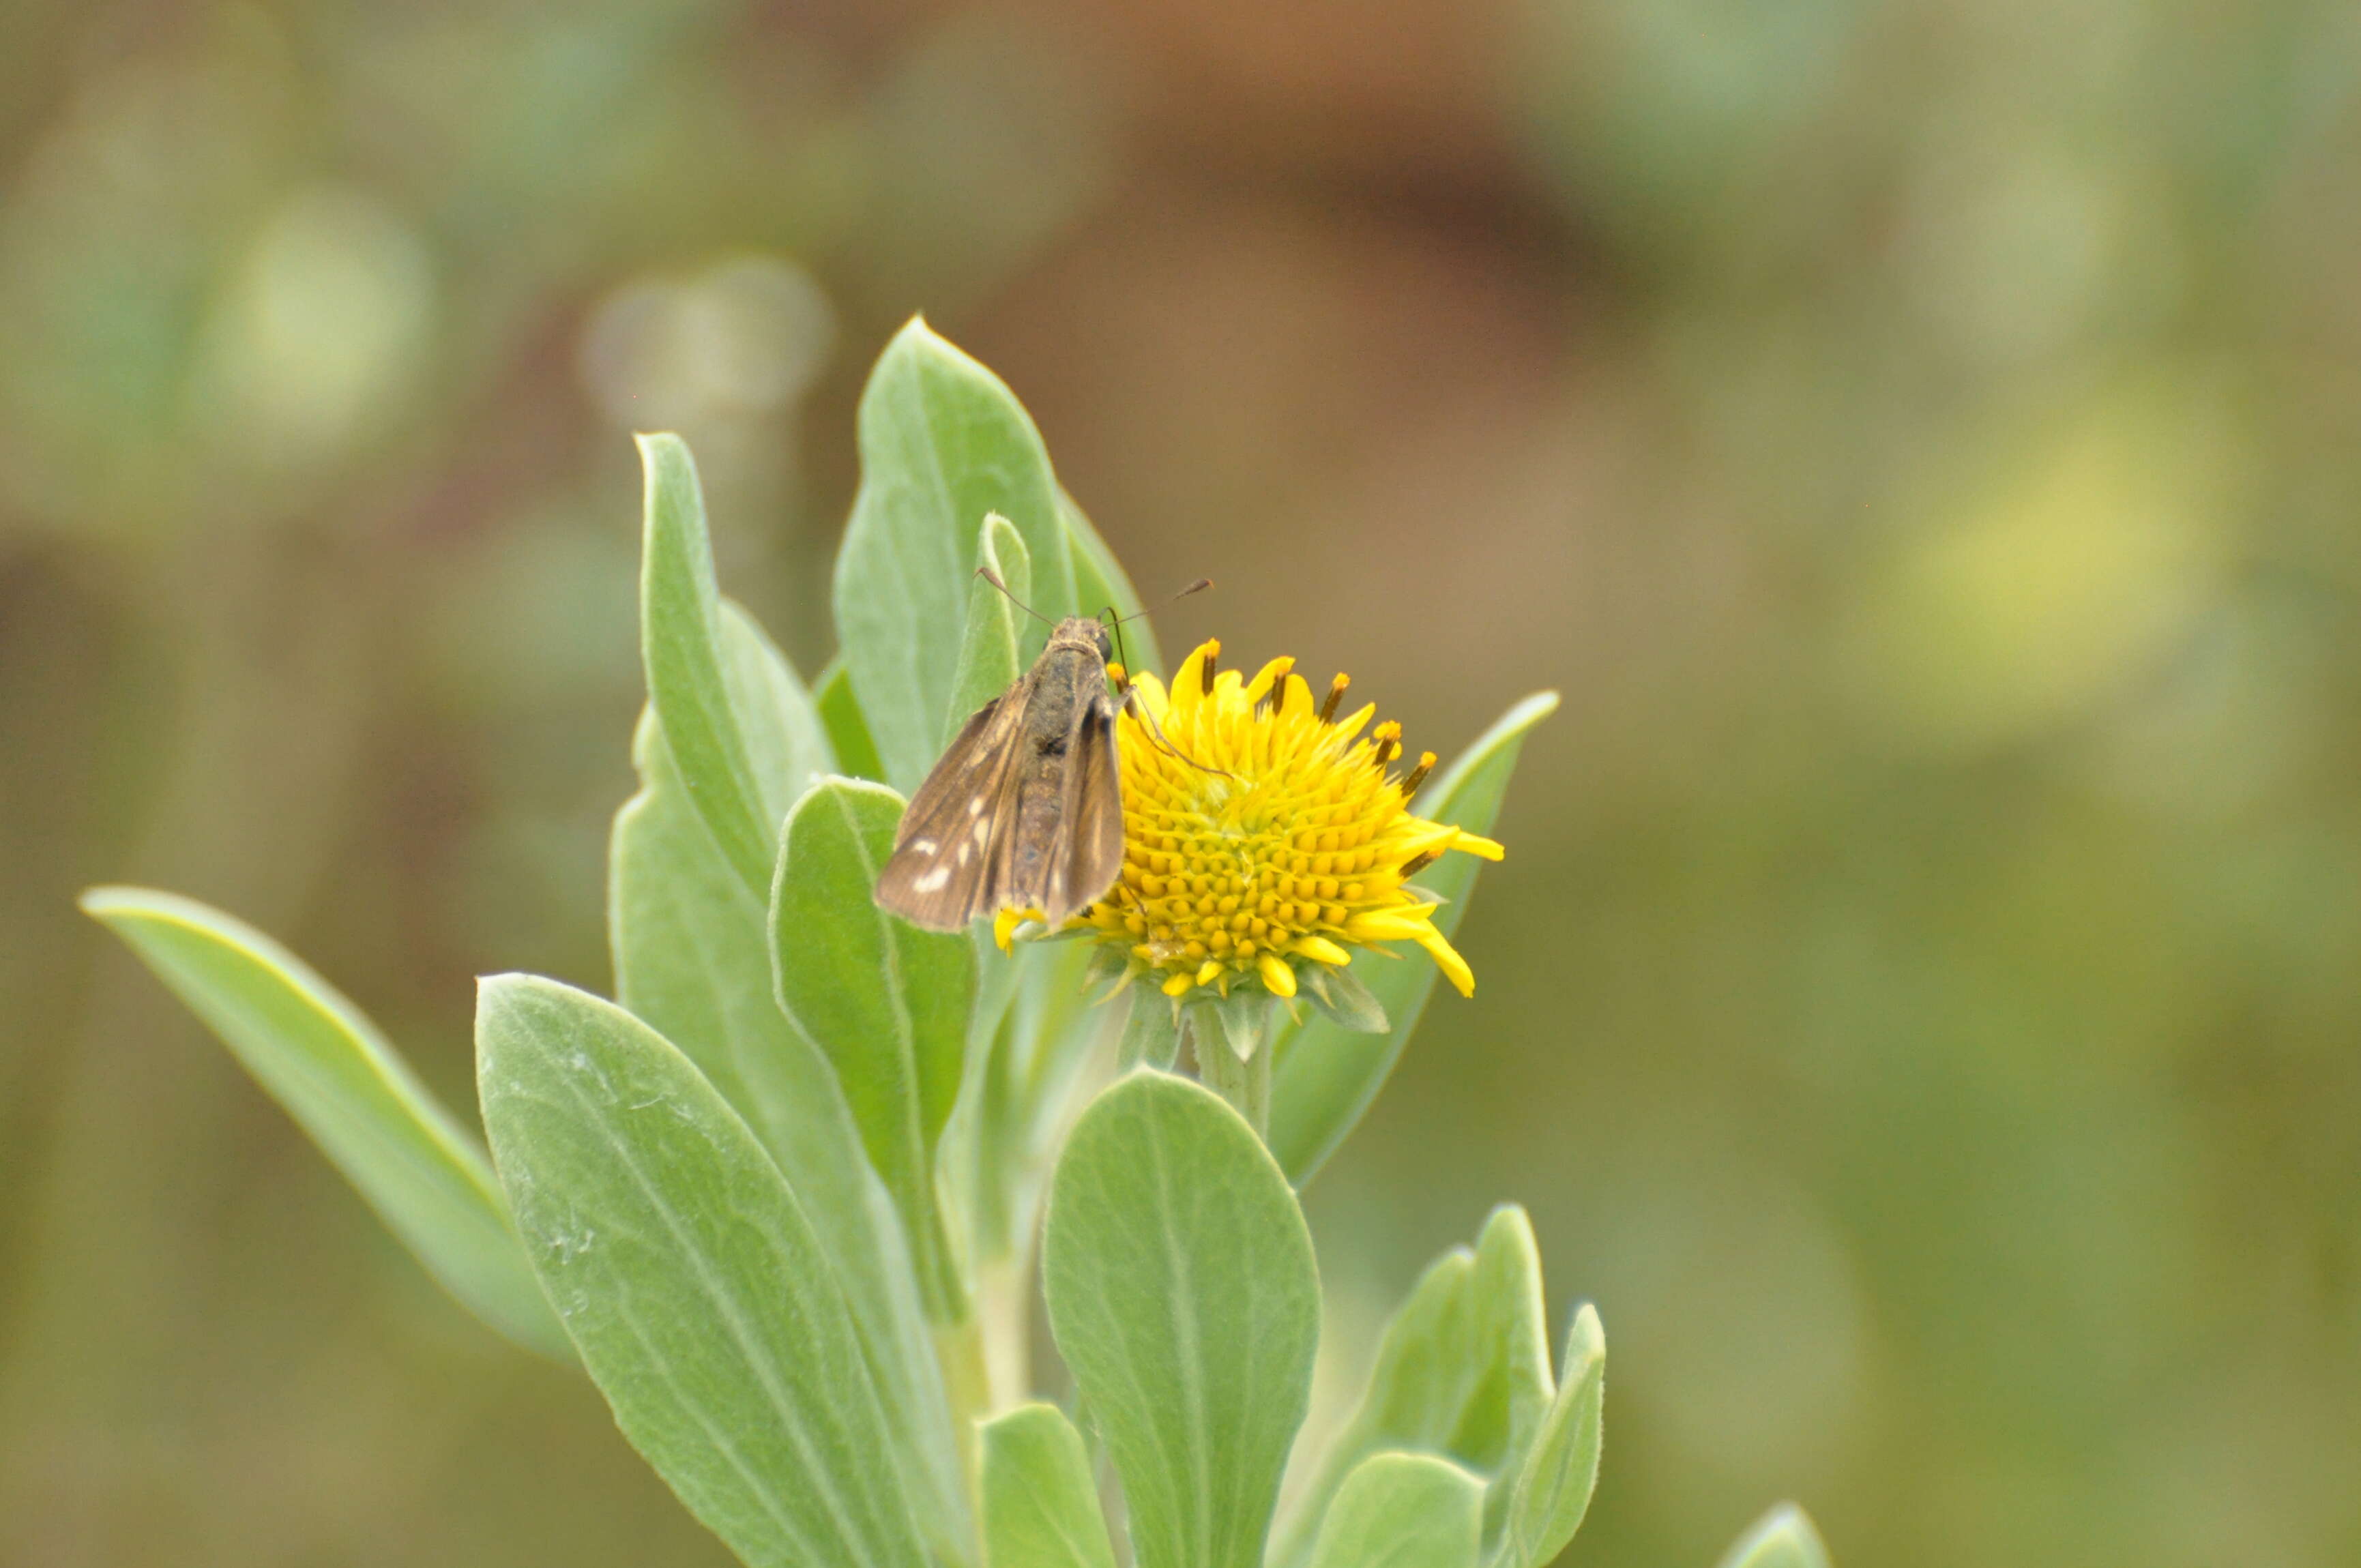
1716,1504,1832,1568
833,324,1076,793
1501,1301,1605,1568
81,889,569,1360
638,432,779,902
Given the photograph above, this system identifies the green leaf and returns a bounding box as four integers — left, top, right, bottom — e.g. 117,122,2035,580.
79,887,568,1361
1205,990,1273,1063
1306,1453,1484,1568
1716,1505,1832,1568
1499,1305,1605,1568
948,936,1117,1287
816,659,888,783
772,778,974,1319
612,629,969,1560
1273,1207,1553,1568
945,513,1032,747
638,432,777,901
1042,1071,1320,1568
1116,990,1182,1071
1061,489,1161,677
476,975,931,1568
980,1403,1118,1568
1299,962,1388,1035
1270,691,1559,1185
833,319,1080,795
716,600,834,825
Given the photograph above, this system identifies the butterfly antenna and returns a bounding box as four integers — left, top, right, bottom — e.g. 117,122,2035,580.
1105,578,1214,629
1096,578,1229,779
1103,604,1131,680
976,566,1057,629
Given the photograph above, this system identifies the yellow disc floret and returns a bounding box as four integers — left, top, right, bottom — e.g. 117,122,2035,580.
1065,638,1501,1005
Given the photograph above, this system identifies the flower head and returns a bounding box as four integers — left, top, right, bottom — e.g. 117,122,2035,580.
1007,638,1502,1007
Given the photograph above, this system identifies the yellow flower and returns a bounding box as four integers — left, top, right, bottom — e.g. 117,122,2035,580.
1037,638,1501,1007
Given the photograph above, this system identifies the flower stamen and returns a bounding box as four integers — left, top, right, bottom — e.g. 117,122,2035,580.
1317,672,1350,724
1400,750,1437,797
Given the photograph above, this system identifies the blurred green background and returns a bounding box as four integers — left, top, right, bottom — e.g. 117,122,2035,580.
4,1,2358,1564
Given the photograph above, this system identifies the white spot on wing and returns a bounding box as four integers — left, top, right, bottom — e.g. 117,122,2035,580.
967,797,986,817
971,818,993,847
909,838,937,855
913,866,952,893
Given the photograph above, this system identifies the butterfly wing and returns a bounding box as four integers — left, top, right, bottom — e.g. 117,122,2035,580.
1040,691,1126,926
873,690,1027,930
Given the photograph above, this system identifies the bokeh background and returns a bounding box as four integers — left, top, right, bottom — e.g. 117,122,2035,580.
5,1,2359,1563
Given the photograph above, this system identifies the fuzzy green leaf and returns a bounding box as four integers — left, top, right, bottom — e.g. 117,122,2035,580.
1299,962,1388,1035
637,433,778,901
612,623,968,1560
950,936,1110,1275
1274,1207,1553,1568
832,319,1079,795
80,887,568,1360
945,513,1032,748
1043,1071,1320,1568
1499,1305,1606,1568
959,945,1111,1271
476,975,932,1568
1270,691,1559,1185
771,778,974,1318
1195,990,1272,1063
815,659,888,784
1061,489,1160,677
1716,1505,1832,1568
1117,991,1182,1071
1307,1452,1484,1568
980,1403,1118,1568
712,601,834,825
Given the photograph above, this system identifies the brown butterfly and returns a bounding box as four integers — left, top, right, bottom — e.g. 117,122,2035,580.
872,603,1126,932
874,574,1208,933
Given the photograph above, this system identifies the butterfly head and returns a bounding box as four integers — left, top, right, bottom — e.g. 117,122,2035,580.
1048,615,1114,664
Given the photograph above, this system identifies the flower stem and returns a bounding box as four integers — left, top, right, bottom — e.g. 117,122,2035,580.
1195,1013,1271,1139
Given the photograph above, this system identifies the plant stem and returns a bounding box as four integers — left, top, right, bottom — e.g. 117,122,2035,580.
934,1311,991,1477
974,1253,1031,1412
1196,1014,1271,1140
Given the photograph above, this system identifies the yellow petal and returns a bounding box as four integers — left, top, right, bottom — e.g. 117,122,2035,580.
1162,971,1196,997
1392,820,1464,859
1172,640,1218,712
1417,930,1476,997
1258,952,1297,997
1451,832,1505,862
1294,935,1353,966
1347,903,1441,943
993,908,1024,953
1194,959,1225,988
1246,657,1295,703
